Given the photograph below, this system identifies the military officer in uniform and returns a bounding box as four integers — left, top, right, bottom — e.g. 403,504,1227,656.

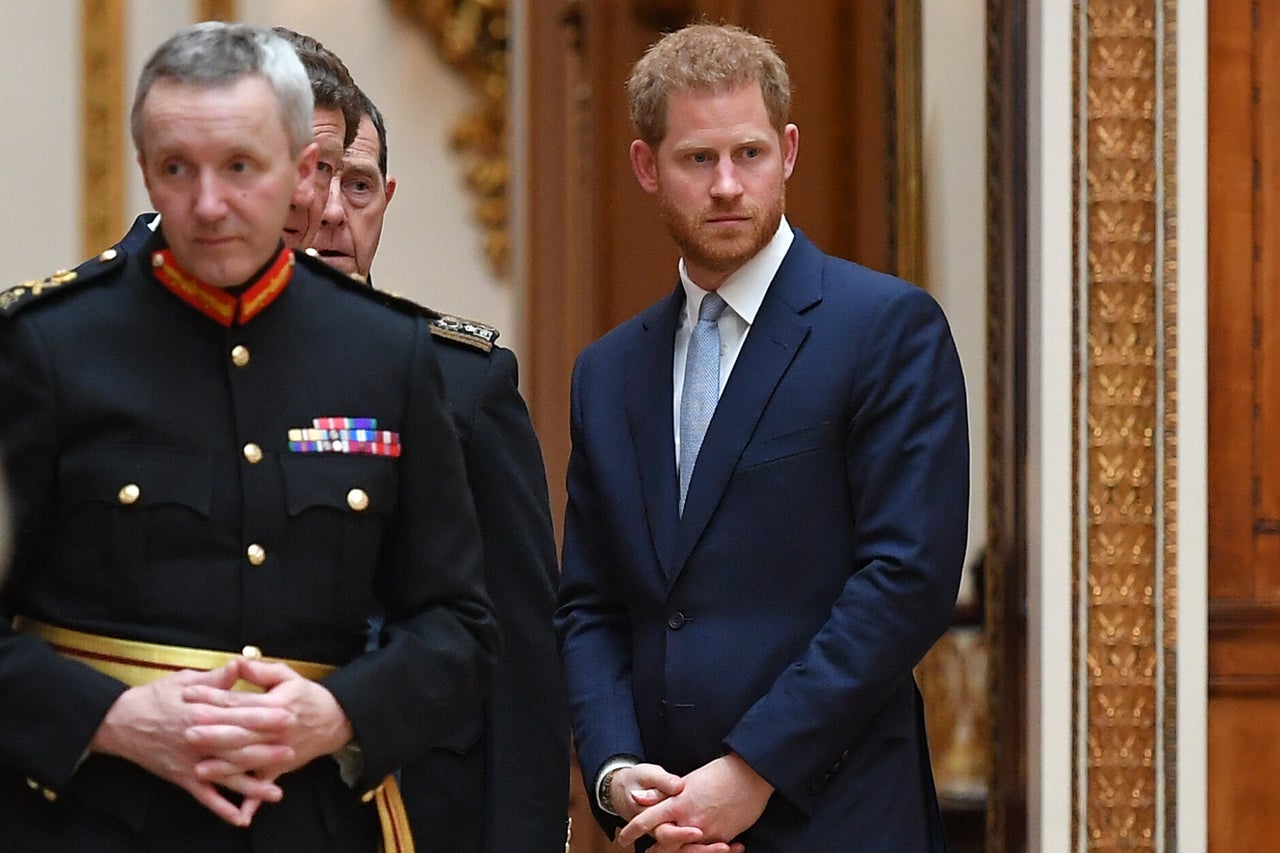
0,22,497,853
312,89,572,852
108,27,361,259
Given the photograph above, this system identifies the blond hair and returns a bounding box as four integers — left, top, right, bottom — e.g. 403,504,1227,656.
627,23,791,145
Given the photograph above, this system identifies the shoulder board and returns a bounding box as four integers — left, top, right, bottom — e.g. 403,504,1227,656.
426,311,499,353
294,250,501,354
1,247,127,317
293,247,445,318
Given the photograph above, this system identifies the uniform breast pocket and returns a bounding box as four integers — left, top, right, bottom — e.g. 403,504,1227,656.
738,419,838,471
280,455,400,623
58,446,214,616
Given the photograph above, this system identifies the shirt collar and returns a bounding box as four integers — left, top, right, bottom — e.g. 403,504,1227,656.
678,215,794,327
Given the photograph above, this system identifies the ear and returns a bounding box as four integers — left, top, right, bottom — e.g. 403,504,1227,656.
384,175,397,206
781,124,799,181
137,152,152,196
291,142,319,208
630,139,660,194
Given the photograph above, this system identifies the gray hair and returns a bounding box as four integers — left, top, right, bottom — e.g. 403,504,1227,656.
131,22,315,155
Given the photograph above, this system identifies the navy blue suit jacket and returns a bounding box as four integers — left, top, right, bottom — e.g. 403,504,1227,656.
556,231,968,851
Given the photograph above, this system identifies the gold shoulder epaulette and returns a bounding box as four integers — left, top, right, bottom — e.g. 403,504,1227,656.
428,311,500,353
1,247,124,316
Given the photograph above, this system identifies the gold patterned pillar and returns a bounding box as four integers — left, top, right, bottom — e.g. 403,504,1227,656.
1074,1,1179,849
79,0,126,257
195,0,238,21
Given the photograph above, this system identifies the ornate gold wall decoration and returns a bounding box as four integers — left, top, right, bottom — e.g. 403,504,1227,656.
389,0,510,278
80,0,126,257
195,0,238,22
1075,1,1178,848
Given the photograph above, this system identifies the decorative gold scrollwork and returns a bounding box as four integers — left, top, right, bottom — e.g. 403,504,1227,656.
389,0,510,278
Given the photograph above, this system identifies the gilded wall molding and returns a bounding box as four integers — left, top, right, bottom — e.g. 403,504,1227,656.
1073,1,1178,848
195,0,238,21
80,0,126,258
389,0,510,278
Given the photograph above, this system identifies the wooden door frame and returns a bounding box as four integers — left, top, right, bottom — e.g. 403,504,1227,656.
984,0,1028,849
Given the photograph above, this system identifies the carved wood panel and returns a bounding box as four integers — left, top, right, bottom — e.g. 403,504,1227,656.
1208,0,1280,847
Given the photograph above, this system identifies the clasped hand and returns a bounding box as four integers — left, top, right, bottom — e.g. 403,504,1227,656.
610,753,773,853
90,657,352,827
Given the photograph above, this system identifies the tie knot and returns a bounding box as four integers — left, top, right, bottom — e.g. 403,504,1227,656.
697,293,727,323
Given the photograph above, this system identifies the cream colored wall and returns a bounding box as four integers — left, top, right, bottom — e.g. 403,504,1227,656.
1,0,516,357
923,0,989,589
1,1,79,285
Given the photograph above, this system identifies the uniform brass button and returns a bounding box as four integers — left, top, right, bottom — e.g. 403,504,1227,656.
241,645,262,660
246,544,266,565
305,247,320,258
243,443,263,464
25,777,39,791
151,252,164,268
118,483,141,505
42,788,57,803
347,488,369,512
99,248,118,262
231,345,250,367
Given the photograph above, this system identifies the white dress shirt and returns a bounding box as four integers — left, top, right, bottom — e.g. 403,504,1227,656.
672,216,795,467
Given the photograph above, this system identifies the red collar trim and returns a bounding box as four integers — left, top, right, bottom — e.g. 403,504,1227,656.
150,247,294,327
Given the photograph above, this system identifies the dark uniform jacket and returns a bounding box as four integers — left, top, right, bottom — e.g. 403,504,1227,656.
365,280,570,853
0,235,500,852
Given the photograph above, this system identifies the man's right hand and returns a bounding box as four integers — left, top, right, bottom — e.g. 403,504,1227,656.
608,762,687,822
88,661,294,827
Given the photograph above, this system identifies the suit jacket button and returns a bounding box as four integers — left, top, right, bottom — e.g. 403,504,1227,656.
666,612,687,630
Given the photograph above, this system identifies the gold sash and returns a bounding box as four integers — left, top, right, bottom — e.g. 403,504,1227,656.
13,616,414,853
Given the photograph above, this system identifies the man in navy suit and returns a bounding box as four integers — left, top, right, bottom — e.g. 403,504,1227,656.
555,23,969,853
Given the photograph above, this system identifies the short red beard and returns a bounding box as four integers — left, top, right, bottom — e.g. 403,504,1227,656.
658,189,785,278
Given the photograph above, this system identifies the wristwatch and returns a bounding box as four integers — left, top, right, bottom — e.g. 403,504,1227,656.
599,766,622,813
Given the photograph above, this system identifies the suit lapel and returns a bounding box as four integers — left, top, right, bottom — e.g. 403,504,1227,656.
669,233,824,584
626,288,684,578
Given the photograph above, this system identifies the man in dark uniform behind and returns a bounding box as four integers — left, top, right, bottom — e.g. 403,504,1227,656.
0,22,498,852
311,88,572,852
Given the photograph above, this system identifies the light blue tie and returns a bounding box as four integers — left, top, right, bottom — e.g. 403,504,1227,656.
679,292,727,514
